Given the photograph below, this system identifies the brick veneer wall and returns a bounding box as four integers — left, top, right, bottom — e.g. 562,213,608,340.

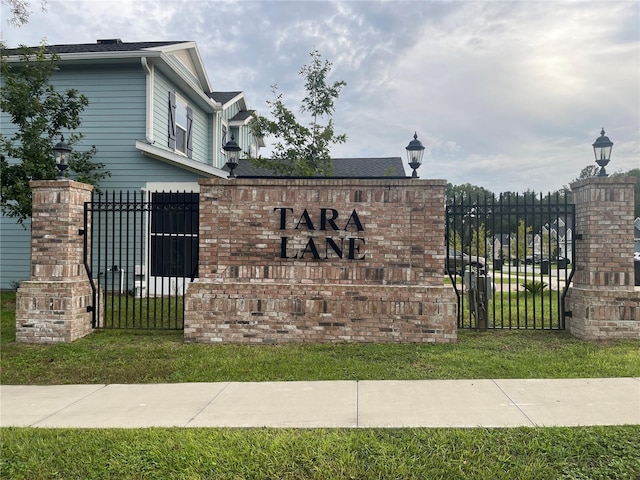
566,176,639,340
15,180,94,343
184,178,457,344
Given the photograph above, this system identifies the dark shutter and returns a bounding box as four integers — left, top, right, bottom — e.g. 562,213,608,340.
168,91,176,149
186,106,193,159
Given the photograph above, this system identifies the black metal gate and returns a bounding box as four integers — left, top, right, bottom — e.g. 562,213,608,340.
446,192,575,330
83,190,198,329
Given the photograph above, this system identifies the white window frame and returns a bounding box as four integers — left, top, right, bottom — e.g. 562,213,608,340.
175,95,189,156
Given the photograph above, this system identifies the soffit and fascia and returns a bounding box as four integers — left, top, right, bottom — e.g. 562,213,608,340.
135,140,228,179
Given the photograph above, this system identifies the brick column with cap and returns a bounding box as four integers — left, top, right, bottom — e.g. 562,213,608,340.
15,180,95,343
566,176,639,339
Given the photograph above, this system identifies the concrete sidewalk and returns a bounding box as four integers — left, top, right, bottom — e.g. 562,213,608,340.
1,378,638,428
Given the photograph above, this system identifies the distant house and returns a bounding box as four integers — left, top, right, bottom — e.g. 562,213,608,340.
0,39,407,289
533,217,574,262
492,234,512,260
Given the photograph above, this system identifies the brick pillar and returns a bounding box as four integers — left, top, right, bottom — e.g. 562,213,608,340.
566,176,639,339
15,180,94,343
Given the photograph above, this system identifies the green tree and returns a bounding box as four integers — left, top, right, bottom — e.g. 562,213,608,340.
1,43,108,224
249,49,347,176
446,183,495,206
1,0,47,26
575,164,600,180
470,223,490,258
447,229,462,251
510,219,532,262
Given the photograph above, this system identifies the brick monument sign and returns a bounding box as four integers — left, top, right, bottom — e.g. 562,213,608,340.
184,178,457,343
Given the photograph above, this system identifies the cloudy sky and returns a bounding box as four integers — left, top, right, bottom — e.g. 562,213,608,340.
2,0,638,193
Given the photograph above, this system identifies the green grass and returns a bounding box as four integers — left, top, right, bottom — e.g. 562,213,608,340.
1,291,16,344
2,291,639,384
459,290,565,329
3,292,639,478
2,426,639,479
101,294,184,329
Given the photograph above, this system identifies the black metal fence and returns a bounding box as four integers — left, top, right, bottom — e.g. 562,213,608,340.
446,192,575,330
84,188,574,331
83,190,199,329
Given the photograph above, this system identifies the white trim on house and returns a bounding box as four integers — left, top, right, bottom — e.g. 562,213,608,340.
141,57,155,144
136,141,228,178
220,92,245,110
145,182,200,192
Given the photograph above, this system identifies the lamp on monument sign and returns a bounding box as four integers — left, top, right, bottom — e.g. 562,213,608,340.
52,135,72,180
223,134,242,178
405,132,425,178
592,128,613,177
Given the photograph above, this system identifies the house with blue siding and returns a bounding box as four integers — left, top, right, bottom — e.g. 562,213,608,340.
1,39,263,289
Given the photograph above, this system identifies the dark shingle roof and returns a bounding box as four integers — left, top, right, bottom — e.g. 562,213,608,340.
2,40,188,56
209,91,243,104
230,110,253,122
331,158,405,177
229,157,406,178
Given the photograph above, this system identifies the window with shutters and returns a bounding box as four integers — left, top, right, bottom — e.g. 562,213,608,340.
168,92,193,158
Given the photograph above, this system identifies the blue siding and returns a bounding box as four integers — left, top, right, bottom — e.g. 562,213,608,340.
1,62,212,289
0,220,31,289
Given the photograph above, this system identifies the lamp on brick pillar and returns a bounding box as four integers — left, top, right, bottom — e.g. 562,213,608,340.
53,135,72,180
592,128,613,177
405,132,425,178
223,134,241,178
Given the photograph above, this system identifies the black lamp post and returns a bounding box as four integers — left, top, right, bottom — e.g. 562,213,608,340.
53,135,72,180
223,134,241,178
592,128,613,177
405,132,425,178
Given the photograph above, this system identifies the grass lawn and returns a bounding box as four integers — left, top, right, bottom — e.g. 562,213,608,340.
2,291,639,479
2,292,639,384
2,426,639,479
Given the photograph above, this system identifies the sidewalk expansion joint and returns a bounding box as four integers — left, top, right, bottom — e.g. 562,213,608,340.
32,384,109,427
356,380,359,428
185,382,232,427
492,379,537,427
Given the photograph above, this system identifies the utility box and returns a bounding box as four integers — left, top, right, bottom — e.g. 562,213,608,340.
464,270,492,330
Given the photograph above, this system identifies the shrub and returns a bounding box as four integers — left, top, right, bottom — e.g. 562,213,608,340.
522,280,547,295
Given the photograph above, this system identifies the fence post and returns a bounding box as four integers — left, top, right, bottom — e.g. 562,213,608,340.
566,176,639,339
15,180,94,343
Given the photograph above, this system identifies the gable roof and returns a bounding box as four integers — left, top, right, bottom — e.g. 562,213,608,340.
228,157,406,178
209,91,243,106
2,39,213,97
